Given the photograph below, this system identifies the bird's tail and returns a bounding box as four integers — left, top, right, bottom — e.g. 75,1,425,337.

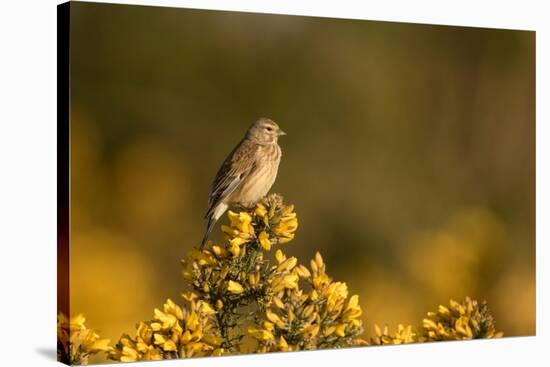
200,202,228,250
200,215,216,250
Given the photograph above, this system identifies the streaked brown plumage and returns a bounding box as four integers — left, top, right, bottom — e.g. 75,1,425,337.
200,117,286,249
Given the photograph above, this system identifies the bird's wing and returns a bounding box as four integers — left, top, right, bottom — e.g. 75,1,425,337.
205,139,258,218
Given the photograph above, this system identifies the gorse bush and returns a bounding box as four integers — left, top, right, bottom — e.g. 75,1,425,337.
57,313,111,365
108,295,223,361
368,297,503,346
57,193,503,365
421,297,504,341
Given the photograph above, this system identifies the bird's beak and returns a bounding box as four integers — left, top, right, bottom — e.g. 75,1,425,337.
278,129,287,136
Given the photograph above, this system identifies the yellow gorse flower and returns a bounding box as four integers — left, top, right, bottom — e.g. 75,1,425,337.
227,211,254,234
255,203,268,218
248,326,275,341
227,280,245,294
259,231,271,250
274,216,298,244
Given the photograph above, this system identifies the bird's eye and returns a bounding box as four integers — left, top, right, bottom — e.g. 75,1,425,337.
266,127,273,132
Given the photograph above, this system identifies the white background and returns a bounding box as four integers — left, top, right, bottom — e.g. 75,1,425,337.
0,0,547,366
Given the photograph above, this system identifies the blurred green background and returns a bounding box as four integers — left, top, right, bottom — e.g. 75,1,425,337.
69,2,535,360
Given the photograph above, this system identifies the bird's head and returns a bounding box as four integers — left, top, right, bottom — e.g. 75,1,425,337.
246,117,286,144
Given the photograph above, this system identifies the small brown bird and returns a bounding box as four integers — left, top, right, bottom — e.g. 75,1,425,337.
201,117,286,249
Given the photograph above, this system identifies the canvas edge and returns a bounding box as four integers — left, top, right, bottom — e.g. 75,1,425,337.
57,1,71,365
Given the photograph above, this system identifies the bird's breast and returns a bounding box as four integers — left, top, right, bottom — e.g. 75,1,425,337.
230,143,281,207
